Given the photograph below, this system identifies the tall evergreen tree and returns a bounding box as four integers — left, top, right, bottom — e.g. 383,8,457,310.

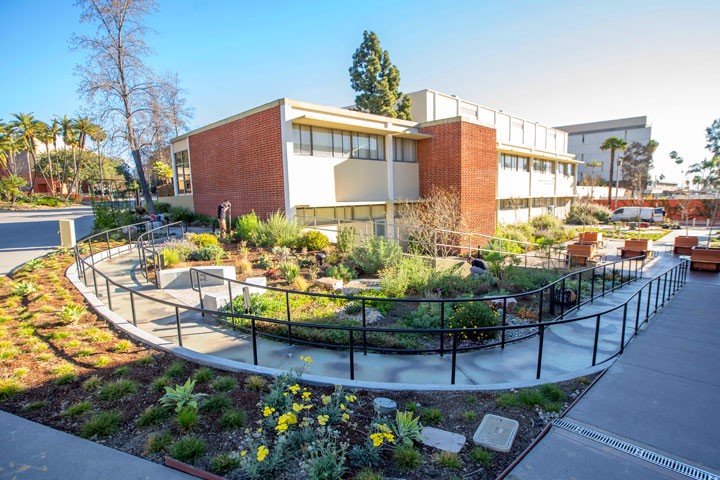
349,31,412,120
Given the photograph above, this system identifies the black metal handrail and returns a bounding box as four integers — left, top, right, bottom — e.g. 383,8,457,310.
73,237,688,384
135,221,186,285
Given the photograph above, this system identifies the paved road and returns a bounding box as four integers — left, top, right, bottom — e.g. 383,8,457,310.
0,206,94,275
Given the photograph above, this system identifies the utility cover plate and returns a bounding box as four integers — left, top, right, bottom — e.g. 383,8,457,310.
473,414,519,452
373,397,397,414
420,427,466,453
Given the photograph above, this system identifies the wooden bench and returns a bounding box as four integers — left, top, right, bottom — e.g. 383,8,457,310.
567,242,598,266
690,247,720,272
578,231,603,248
618,239,653,259
673,236,698,255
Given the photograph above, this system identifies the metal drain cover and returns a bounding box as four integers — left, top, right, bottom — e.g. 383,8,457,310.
373,397,397,414
473,414,519,452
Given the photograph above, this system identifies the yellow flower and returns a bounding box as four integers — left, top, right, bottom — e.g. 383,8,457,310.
344,394,357,403
370,433,384,447
341,413,350,422
376,423,392,434
275,423,288,433
288,384,300,394
278,412,297,426
300,355,313,364
283,392,288,397
340,404,346,410
292,403,304,413
240,450,247,456
257,445,269,462
302,391,311,401
317,415,329,426
263,406,276,417
321,395,331,405
384,433,395,444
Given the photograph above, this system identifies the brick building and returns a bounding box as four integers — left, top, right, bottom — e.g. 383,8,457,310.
169,89,579,238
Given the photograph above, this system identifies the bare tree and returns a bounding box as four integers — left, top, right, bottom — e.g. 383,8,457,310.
72,0,189,214
397,187,465,257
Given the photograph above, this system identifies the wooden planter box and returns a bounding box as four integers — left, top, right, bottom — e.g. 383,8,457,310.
567,243,597,266
619,239,652,259
673,236,698,255
578,231,602,245
690,247,720,272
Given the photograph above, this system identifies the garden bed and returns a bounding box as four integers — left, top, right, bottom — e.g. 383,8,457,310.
0,247,596,479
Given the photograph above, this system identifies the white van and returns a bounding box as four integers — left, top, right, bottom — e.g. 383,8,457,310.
609,207,666,223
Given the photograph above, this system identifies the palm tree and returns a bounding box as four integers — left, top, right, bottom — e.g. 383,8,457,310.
49,120,62,195
600,137,628,209
89,124,107,181
36,122,57,195
585,160,603,199
0,121,21,176
71,116,96,197
57,115,77,199
10,112,44,194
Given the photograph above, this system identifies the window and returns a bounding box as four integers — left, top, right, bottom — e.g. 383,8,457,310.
532,197,554,207
533,159,554,173
557,163,574,176
500,153,528,171
293,124,385,160
174,150,191,194
394,138,417,162
499,198,529,210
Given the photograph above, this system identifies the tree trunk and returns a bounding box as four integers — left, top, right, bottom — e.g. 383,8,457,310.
607,148,615,208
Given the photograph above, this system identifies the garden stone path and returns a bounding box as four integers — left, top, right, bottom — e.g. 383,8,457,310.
82,237,689,389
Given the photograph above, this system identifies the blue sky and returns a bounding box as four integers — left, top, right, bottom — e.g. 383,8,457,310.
1,0,719,181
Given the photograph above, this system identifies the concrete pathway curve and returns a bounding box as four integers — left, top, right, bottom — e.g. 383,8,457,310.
81,236,688,389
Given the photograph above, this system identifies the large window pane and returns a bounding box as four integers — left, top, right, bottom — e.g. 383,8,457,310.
333,130,343,157
312,127,332,156
369,135,378,159
300,125,311,155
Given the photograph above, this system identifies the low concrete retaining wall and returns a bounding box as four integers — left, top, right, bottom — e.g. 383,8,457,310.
158,266,236,289
203,277,267,311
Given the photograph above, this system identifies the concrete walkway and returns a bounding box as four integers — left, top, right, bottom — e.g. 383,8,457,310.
506,267,720,479
0,411,195,480
79,230,693,389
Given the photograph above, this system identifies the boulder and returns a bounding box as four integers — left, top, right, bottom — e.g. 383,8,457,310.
342,279,382,295
315,277,343,291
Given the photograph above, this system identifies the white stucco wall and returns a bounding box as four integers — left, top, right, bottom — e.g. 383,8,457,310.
497,170,531,198
393,162,419,200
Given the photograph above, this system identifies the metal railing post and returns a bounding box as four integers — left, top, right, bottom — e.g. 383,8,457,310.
91,267,99,297
106,231,111,256
592,314,601,366
645,281,652,323
620,303,628,354
228,281,234,316
349,330,355,380
130,290,137,326
602,264,607,297
198,272,205,317
661,272,668,307
576,271,582,309
175,306,183,347
361,299,367,356
536,323,545,380
654,277,661,313
501,298,507,349
286,291,292,344
634,290,642,335
251,318,258,365
451,332,458,385
440,301,445,357
590,267,595,302
106,279,113,311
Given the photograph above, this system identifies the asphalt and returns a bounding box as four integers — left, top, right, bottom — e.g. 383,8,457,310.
0,206,94,275
506,267,720,479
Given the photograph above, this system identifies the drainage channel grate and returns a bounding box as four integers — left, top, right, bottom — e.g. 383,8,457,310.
552,418,720,480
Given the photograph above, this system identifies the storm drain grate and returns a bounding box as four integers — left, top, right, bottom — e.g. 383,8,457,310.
553,418,720,480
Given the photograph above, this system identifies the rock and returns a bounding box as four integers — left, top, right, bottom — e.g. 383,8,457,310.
342,279,382,295
488,297,517,313
314,277,343,291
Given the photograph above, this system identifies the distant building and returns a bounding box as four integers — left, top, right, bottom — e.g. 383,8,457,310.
556,116,652,185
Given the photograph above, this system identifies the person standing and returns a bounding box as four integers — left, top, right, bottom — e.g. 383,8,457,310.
217,200,230,238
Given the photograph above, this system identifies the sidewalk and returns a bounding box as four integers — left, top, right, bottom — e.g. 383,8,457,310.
506,269,720,479
0,410,195,480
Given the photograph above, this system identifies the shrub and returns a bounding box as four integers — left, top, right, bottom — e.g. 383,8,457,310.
154,202,172,214
325,264,356,283
448,301,500,342
256,254,274,270
137,405,170,427
152,375,171,392
187,244,225,261
298,230,329,251
12,281,37,298
348,236,402,274
495,223,534,244
211,376,237,392
82,376,101,391
463,411,478,422
336,226,357,253
400,303,440,329
530,213,562,231
0,174,27,203
379,256,431,298
168,206,197,224
279,261,300,282
80,410,122,438
99,379,139,401
433,451,463,469
566,202,612,225
469,447,493,466
256,211,304,248
392,443,422,470
496,385,565,412
113,339,132,353
209,452,241,475
233,210,260,243
192,367,215,384
392,410,424,446
305,438,348,480
165,360,186,377
200,394,232,413
219,409,246,430
169,436,206,463
145,431,173,454
0,378,23,400
94,355,111,367
177,406,199,431
159,378,208,412
188,232,219,247
420,407,443,425
244,375,266,391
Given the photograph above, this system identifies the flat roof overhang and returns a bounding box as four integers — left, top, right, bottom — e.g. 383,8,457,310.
292,114,432,140
497,143,580,163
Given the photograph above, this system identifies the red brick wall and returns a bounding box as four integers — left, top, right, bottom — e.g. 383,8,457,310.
189,106,285,219
595,198,720,222
417,120,498,238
